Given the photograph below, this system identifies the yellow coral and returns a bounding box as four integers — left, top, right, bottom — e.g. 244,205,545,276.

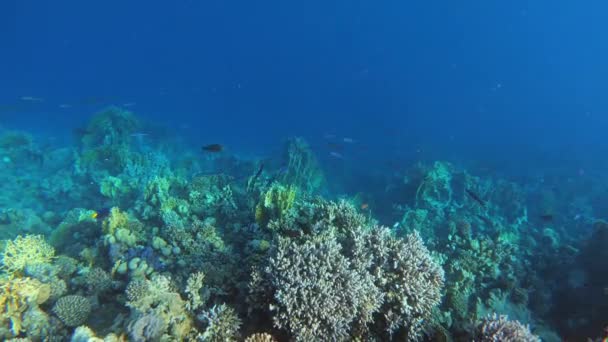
1,235,54,275
256,183,297,226
102,207,129,235
0,276,50,335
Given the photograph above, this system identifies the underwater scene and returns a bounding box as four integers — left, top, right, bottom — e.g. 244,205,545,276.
2,1,608,341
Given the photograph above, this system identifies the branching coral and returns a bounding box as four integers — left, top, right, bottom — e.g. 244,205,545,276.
266,234,382,341
351,227,445,340
199,304,242,342
474,314,540,342
2,235,55,275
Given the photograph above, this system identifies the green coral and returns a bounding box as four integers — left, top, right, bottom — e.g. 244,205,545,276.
255,183,297,228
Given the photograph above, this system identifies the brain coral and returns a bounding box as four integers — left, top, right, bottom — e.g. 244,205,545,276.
52,295,91,327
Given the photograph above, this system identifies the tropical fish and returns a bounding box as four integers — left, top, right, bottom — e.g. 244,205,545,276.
343,137,355,143
202,144,224,153
91,207,111,220
361,203,369,210
540,214,554,222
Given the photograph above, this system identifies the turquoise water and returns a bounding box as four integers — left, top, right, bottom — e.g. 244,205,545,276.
2,1,608,341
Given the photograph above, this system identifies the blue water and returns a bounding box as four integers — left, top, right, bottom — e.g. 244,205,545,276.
2,1,608,340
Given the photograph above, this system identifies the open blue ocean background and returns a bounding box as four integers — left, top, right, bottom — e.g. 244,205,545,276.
4,1,608,163
1,1,608,340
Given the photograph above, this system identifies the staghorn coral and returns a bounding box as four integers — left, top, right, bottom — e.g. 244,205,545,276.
185,271,206,311
351,227,445,340
199,303,242,342
53,295,92,327
266,234,382,341
1,235,55,275
474,314,540,342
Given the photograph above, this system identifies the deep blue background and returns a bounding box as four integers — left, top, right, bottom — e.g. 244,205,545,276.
2,0,607,173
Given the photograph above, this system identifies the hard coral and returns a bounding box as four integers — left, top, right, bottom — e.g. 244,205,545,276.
52,295,91,327
353,227,445,340
474,314,540,342
199,304,242,342
0,277,51,337
125,275,194,340
2,235,55,275
267,235,382,341
245,333,277,342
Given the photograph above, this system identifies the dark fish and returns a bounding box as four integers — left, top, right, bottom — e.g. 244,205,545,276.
73,127,92,138
540,214,554,222
466,189,486,207
202,144,224,153
92,207,111,220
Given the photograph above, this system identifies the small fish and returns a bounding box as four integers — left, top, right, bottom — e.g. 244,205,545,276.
73,127,92,138
329,151,344,159
323,133,336,139
130,133,149,138
361,203,369,210
20,96,44,102
123,102,137,107
202,144,224,153
343,137,355,143
465,189,486,207
59,104,72,109
540,214,554,222
92,207,111,220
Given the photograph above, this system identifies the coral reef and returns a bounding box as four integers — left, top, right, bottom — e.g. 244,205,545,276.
0,110,592,340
